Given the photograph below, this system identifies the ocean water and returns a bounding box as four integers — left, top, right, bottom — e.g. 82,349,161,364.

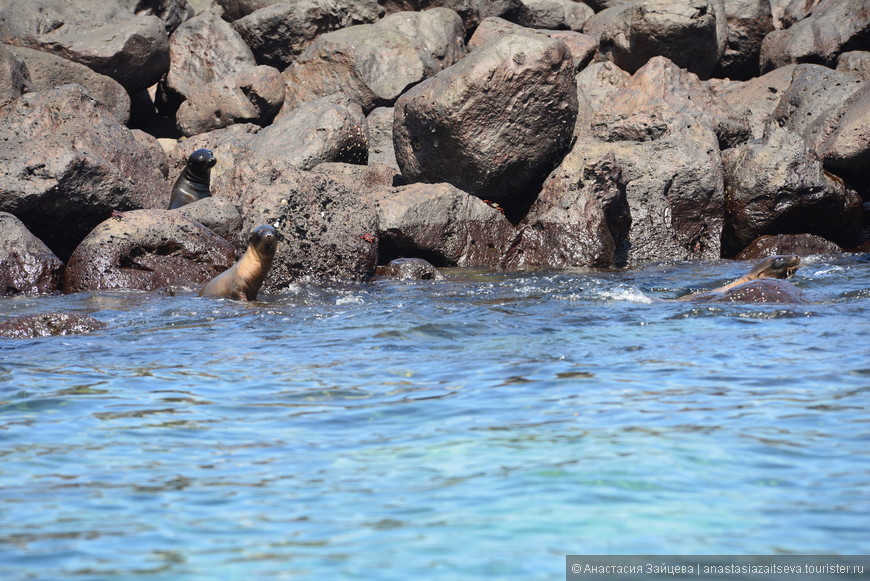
1,255,868,580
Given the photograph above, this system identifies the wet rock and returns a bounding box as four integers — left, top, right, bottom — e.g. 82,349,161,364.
691,278,806,303
722,127,863,256
711,0,774,80
0,212,63,296
468,17,597,71
376,257,445,280
719,64,796,138
283,11,462,113
772,64,865,140
0,44,31,108
393,33,577,214
587,0,724,79
366,107,400,171
176,196,242,239
501,153,630,269
159,11,255,106
251,94,368,170
0,86,167,261
371,182,515,267
0,0,170,93
592,56,750,149
63,209,236,293
0,312,106,339
760,0,870,72
175,64,284,136
574,61,631,111
311,162,400,194
736,234,842,259
6,44,130,124
837,51,870,82
508,0,594,31
232,0,383,69
212,157,379,286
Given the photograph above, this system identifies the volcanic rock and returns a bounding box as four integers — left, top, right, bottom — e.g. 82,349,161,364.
0,312,106,339
736,234,843,259
0,212,63,296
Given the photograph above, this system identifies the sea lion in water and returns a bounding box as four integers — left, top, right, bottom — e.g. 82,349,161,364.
168,148,217,210
199,225,278,301
677,255,801,302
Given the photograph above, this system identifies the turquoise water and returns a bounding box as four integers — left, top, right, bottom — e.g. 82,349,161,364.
1,255,869,580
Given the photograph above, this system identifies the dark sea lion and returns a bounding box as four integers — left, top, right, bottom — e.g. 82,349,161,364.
199,225,278,301
168,148,217,210
677,255,802,302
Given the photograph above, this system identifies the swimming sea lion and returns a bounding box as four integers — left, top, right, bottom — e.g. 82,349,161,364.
168,148,217,210
677,255,801,302
199,225,278,301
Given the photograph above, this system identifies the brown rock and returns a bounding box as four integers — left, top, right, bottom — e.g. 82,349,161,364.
719,64,796,138
63,209,236,293
574,61,631,111
311,162,400,194
468,16,597,70
722,127,863,256
711,0,774,80
736,234,842,259
0,86,167,261
375,8,467,77
393,33,578,214
508,0,594,31
0,212,63,295
772,64,865,139
176,196,243,239
175,65,285,136
0,312,106,339
810,84,870,186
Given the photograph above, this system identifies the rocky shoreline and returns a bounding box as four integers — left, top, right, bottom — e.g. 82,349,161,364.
1,0,868,298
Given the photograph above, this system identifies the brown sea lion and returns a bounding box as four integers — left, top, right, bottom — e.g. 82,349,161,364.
199,225,278,301
168,148,216,210
677,255,801,302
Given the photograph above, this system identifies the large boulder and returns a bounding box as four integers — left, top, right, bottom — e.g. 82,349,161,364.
807,83,870,186
0,212,63,295
0,44,31,108
371,182,515,267
5,44,130,124
212,157,379,285
760,0,870,72
376,8,467,77
378,0,522,32
250,94,368,170
0,86,167,261
175,64,285,136
837,51,870,82
508,0,594,31
501,153,630,269
772,64,865,139
0,312,106,339
586,0,725,79
231,0,384,69
393,33,577,215
176,196,243,239
736,233,842,259
468,17,597,71
159,10,256,106
0,0,169,92
591,56,750,149
718,64,796,138
574,61,631,111
711,0,774,80
722,127,863,256
63,209,236,293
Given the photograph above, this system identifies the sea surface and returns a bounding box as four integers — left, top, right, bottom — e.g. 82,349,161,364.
1,255,869,580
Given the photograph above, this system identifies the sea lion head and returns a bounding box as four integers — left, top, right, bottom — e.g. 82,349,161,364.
187,148,217,178
751,254,801,280
249,225,278,258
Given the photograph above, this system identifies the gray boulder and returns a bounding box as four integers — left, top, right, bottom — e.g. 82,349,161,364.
0,44,31,108
810,83,870,187
393,33,578,214
837,51,870,82
212,157,379,286
6,44,130,124
0,0,169,92
508,0,594,31
501,153,630,269
251,94,368,170
176,196,243,239
63,209,236,293
0,86,167,261
719,64,796,138
468,17,597,71
376,8,467,77
0,312,106,338
175,65,285,136
772,64,865,139
722,127,863,255
379,0,522,32
232,0,383,69
760,0,870,72
371,182,515,267
0,212,63,295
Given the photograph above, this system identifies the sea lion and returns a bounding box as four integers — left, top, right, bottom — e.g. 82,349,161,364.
199,225,278,301
677,255,801,302
168,148,216,210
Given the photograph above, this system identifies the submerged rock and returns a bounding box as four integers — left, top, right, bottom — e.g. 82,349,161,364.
376,257,445,280
0,312,106,339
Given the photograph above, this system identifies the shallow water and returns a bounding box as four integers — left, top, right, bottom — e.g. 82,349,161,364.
1,255,869,580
